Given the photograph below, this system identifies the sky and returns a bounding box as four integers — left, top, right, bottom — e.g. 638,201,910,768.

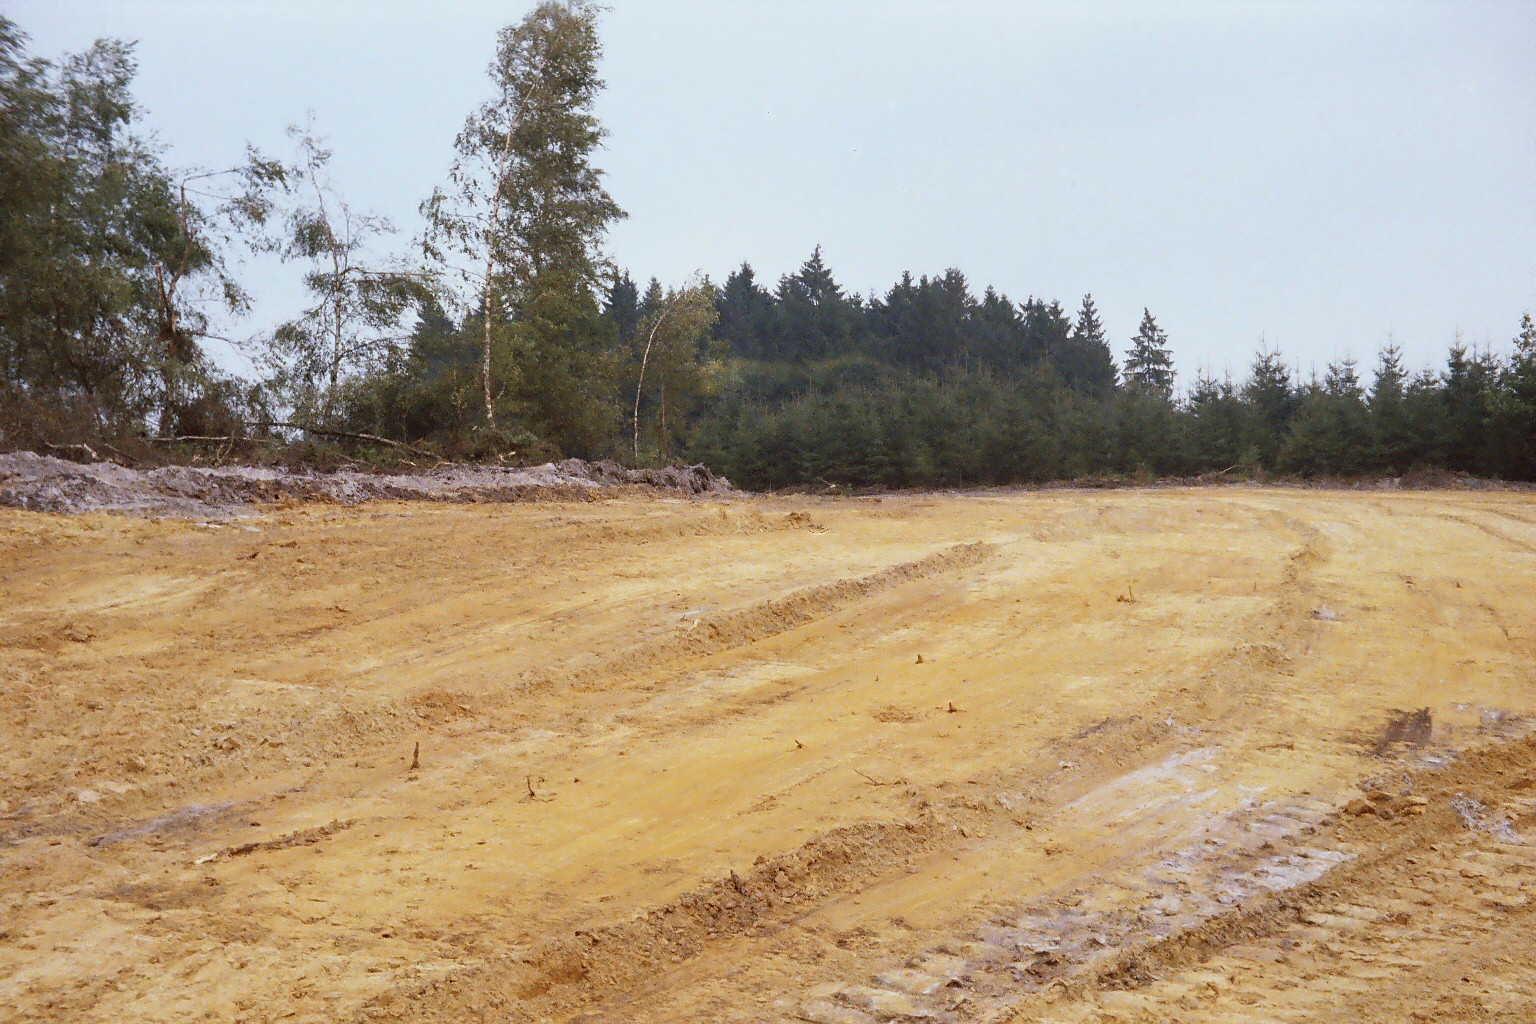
10,0,1535,386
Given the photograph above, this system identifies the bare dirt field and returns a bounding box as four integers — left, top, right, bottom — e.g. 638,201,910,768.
2,486,1534,1023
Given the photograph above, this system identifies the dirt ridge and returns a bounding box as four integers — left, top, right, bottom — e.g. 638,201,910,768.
0,451,730,517
511,541,997,701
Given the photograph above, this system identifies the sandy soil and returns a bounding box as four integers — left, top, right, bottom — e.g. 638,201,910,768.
1,487,1533,1023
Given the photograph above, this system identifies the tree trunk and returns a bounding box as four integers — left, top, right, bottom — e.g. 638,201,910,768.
659,378,669,461
632,309,669,462
482,269,496,430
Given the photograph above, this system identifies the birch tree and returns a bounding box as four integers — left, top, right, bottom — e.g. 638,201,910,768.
256,126,426,422
631,279,719,462
422,0,622,433
151,150,286,432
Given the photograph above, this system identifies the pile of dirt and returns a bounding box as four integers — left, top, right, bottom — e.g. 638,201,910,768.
0,451,731,517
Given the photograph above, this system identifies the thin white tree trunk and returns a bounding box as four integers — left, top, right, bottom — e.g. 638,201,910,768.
632,308,669,462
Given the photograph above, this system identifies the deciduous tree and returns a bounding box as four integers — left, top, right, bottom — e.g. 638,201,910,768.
423,0,623,432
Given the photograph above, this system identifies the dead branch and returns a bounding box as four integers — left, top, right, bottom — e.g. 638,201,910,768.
145,434,270,444
853,767,902,787
43,441,99,461
147,422,432,456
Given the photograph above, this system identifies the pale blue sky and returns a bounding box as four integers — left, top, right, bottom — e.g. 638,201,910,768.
11,1,1535,386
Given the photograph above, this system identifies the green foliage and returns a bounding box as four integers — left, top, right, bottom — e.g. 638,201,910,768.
1123,308,1176,399
1279,359,1369,476
422,0,623,431
251,125,428,425
1184,372,1245,469
1489,314,1536,479
3,10,1532,487
768,246,863,361
1367,345,1414,471
1058,294,1119,397
629,280,721,462
1439,342,1501,476
1241,347,1298,466
0,18,276,439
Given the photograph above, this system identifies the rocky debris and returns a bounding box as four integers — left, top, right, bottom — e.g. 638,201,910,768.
1451,792,1523,842
0,451,731,517
1346,791,1430,819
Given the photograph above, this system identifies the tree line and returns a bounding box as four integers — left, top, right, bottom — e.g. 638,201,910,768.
3,7,1533,485
673,252,1535,487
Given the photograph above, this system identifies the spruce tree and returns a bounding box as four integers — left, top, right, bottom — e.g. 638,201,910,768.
772,246,856,360
1186,371,1243,469
792,245,841,306
604,271,639,347
1123,308,1175,400
1441,342,1499,474
1368,344,1412,471
1055,293,1118,397
1242,347,1297,468
971,286,1025,373
1493,314,1536,479
1282,357,1370,476
715,262,769,358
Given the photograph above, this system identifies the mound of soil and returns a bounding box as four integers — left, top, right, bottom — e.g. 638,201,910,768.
0,451,730,517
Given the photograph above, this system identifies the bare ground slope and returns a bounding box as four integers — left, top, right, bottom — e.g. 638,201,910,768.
1,488,1533,1022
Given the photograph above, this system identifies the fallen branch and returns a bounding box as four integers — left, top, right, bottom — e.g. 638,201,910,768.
145,433,271,444
147,422,433,457
43,441,99,461
853,767,902,787
264,421,422,452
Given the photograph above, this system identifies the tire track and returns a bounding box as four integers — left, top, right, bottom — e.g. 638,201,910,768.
784,732,1536,1024
1024,732,1536,1022
507,541,996,701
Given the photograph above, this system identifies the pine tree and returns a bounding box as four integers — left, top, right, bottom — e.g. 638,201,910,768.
1053,293,1118,397
1441,341,1498,474
1368,343,1412,471
1492,313,1536,479
771,246,856,360
714,262,769,358
1123,308,1175,400
604,270,639,347
1242,346,1297,468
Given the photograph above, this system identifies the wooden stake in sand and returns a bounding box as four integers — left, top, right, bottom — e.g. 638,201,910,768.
409,741,420,772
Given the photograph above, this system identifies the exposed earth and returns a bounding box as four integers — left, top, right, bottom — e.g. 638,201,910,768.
1,484,1534,1022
